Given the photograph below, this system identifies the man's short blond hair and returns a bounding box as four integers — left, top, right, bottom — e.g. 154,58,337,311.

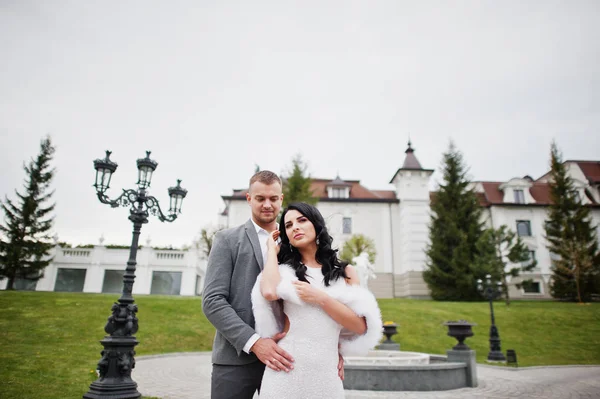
249,170,282,189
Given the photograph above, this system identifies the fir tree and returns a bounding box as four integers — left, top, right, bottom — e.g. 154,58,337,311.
474,225,535,305
544,142,600,302
282,154,317,208
423,141,486,300
0,136,56,289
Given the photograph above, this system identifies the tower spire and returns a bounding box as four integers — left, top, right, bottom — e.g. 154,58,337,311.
402,140,422,169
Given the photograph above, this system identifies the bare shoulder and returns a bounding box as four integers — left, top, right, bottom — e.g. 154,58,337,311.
344,265,361,286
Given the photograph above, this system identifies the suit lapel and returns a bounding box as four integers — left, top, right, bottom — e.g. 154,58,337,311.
244,219,264,270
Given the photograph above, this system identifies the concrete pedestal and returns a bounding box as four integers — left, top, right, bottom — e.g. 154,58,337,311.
447,349,478,387
376,343,400,350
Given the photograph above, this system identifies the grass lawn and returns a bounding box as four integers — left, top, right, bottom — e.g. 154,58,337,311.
379,299,600,366
0,291,212,399
1,291,599,399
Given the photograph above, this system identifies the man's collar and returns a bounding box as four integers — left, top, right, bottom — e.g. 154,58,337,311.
250,218,278,234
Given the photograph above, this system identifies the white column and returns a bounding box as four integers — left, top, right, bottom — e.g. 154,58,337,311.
84,264,104,293
36,263,58,291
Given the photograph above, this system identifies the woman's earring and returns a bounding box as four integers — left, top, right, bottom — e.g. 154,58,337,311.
289,244,294,252
316,237,320,245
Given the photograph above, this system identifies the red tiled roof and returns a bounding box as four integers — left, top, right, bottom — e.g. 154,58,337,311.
479,181,552,206
430,182,558,207
223,178,397,202
372,190,398,200
576,161,600,184
311,178,395,200
479,181,554,205
476,192,490,207
480,182,504,204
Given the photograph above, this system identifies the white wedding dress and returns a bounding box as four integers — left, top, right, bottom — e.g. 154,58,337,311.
259,266,345,399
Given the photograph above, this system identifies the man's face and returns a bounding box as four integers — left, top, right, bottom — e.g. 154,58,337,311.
246,181,283,227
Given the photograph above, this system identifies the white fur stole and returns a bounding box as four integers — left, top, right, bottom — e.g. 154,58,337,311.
251,264,383,356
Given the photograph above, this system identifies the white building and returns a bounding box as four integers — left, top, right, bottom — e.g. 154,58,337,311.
3,144,597,299
473,160,600,299
219,143,600,299
0,242,206,296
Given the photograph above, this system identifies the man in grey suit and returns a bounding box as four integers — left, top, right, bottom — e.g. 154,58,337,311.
202,170,294,399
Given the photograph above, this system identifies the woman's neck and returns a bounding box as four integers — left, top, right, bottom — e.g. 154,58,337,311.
299,247,319,268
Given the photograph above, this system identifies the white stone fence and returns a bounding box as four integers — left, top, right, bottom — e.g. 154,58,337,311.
0,245,207,296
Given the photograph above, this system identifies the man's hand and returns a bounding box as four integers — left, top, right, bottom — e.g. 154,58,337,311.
251,336,294,372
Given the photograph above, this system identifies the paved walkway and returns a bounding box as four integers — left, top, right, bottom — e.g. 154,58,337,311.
135,352,600,399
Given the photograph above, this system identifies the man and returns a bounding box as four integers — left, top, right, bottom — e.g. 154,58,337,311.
202,171,294,399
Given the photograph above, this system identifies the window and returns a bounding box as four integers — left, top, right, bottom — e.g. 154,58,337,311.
342,217,352,234
14,278,37,291
523,281,541,294
150,271,182,295
513,189,525,204
54,268,87,292
102,270,125,293
516,220,532,237
330,187,349,199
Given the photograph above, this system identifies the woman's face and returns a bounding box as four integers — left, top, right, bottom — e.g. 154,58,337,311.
284,209,317,249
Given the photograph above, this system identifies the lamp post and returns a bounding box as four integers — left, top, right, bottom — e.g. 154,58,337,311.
477,274,507,362
84,150,187,399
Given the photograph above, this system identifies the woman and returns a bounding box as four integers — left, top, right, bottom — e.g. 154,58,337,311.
251,202,382,398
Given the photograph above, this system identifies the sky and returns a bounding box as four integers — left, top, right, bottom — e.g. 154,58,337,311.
1,0,599,248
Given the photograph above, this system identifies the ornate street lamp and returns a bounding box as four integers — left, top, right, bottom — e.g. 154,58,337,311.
477,274,507,362
84,150,187,399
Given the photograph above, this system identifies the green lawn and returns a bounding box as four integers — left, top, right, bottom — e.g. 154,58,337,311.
1,291,599,399
379,299,600,366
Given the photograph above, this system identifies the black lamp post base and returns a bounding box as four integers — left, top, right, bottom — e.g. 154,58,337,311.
83,335,141,399
487,351,507,362
83,380,141,399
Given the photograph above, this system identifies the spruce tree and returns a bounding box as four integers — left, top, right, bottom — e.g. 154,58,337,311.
282,154,317,208
474,225,535,305
0,136,56,290
423,141,485,300
544,142,600,302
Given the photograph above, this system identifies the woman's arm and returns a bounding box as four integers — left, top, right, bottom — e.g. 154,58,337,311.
292,266,367,335
319,294,367,335
260,230,281,301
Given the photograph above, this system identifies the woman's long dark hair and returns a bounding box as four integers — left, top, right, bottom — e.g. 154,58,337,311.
277,202,348,286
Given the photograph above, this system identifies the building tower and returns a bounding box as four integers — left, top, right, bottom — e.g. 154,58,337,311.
389,141,434,297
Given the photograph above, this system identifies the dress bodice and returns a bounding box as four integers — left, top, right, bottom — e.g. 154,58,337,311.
282,267,343,345
259,266,345,398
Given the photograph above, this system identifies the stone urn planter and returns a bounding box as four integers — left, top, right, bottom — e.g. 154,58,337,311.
376,322,400,350
382,323,398,344
443,320,476,350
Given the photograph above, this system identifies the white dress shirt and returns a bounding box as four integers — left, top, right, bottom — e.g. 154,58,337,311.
242,219,277,354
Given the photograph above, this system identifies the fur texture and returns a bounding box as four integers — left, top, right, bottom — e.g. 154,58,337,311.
251,264,382,356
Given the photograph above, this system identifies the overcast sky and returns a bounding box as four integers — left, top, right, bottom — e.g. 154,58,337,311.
1,1,599,248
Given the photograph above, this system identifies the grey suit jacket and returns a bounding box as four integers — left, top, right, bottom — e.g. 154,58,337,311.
202,219,265,365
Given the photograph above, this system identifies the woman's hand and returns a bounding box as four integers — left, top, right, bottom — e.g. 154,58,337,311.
293,280,328,306
266,230,280,255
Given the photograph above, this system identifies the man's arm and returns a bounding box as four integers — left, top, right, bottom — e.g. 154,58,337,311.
202,231,256,355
